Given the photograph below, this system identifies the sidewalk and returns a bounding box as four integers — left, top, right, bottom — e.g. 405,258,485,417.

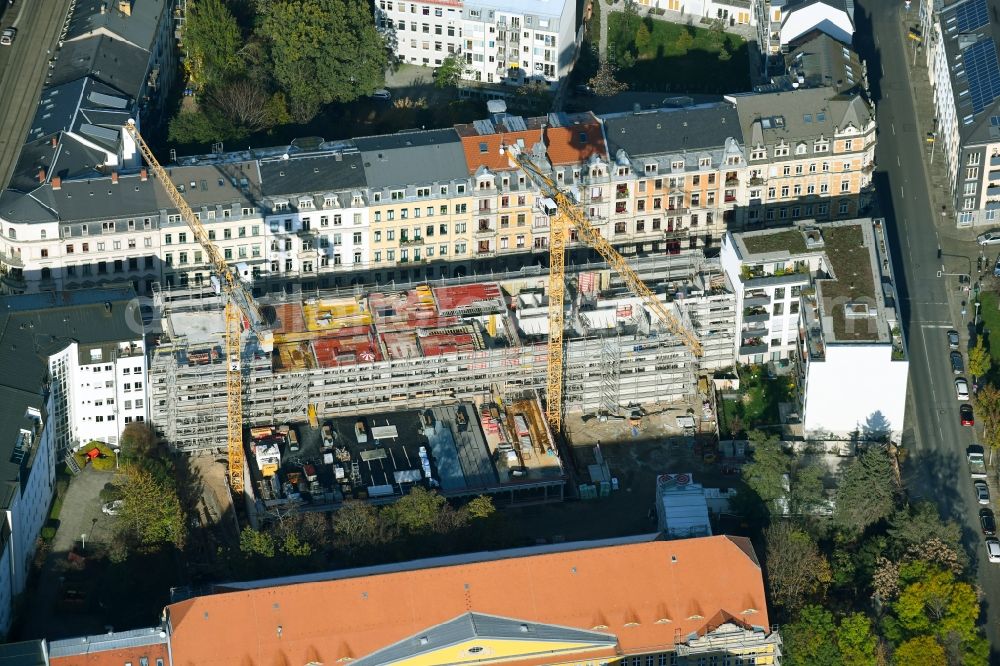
895,11,971,241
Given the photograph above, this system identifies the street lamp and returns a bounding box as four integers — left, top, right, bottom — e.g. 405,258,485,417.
80,533,87,552
112,447,120,469
976,301,982,328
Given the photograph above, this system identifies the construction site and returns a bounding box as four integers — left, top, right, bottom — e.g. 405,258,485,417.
147,251,735,512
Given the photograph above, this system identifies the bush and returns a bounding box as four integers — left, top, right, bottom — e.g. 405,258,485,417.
100,482,123,503
73,442,117,472
41,527,56,542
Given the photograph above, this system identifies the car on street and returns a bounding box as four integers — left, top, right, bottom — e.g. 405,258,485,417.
975,480,991,505
982,508,997,536
961,404,975,426
957,377,970,401
988,538,1000,563
0,28,15,46
101,499,123,516
948,329,960,349
951,351,965,374
978,230,1000,245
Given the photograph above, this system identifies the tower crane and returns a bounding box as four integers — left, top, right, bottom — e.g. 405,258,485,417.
124,120,271,494
501,143,702,433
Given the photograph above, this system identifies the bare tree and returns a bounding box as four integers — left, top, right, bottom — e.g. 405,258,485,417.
208,79,274,132
764,521,831,612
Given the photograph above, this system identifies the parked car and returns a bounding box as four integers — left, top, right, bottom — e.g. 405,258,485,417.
957,377,970,401
975,480,991,505
951,351,965,375
102,499,123,516
987,538,1000,563
961,404,975,426
981,508,996,536
371,89,391,100
978,230,1000,245
0,28,15,46
948,329,960,350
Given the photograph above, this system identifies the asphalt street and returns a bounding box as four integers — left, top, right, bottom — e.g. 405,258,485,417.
855,0,1000,656
0,0,73,189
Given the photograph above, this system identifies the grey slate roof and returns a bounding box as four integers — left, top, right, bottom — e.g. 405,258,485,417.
49,36,149,98
49,626,168,658
600,104,744,158
259,151,368,198
353,612,619,666
0,288,140,510
730,87,872,148
354,128,470,188
935,0,1000,145
786,31,865,97
0,640,47,666
64,0,166,53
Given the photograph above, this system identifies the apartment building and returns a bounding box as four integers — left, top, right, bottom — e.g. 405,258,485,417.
44,535,781,665
920,0,1000,227
0,289,143,638
729,86,876,226
0,95,875,296
645,0,754,26
377,0,576,86
754,0,855,76
722,219,908,440
601,104,748,252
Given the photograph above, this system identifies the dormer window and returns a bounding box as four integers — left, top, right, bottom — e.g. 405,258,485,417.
324,197,335,207
299,198,314,209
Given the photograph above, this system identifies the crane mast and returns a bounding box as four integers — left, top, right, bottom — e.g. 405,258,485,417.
124,120,267,493
503,145,702,433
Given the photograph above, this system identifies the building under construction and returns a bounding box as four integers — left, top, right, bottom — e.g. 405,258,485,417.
149,252,734,462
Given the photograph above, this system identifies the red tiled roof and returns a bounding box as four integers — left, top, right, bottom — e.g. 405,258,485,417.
165,536,768,665
545,121,607,165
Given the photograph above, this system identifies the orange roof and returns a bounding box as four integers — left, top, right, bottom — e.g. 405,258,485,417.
545,120,608,165
166,536,768,665
460,130,543,173
50,644,169,666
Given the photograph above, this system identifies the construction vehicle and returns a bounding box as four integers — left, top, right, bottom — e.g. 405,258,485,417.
501,143,702,433
124,120,272,494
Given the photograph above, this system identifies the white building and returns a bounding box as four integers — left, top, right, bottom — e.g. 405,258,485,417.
376,0,576,86
753,0,855,75
722,219,908,441
648,0,754,26
0,288,143,637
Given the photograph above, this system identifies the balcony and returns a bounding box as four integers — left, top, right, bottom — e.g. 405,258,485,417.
739,342,768,356
991,154,1000,167
399,236,424,246
743,307,770,323
725,177,739,187
474,225,496,237
988,185,1000,198
1,270,26,291
749,176,765,186
724,194,737,203
743,292,770,307
0,251,24,269
615,185,629,200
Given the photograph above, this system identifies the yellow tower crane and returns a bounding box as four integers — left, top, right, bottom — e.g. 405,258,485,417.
124,120,271,494
501,143,703,433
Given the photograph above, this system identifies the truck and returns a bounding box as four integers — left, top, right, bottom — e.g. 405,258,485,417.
969,445,988,479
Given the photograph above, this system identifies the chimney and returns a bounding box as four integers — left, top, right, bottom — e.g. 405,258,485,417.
50,136,57,148
38,168,46,183
111,171,119,185
100,2,106,13
51,176,62,190
140,168,148,182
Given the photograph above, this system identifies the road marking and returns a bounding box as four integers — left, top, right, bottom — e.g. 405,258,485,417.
898,156,902,166
881,61,885,76
901,186,905,198
921,323,954,329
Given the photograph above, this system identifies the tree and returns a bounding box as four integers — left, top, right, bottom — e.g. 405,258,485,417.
119,422,175,487
332,500,385,552
837,613,877,666
112,466,185,560
587,60,628,96
183,0,244,86
764,522,831,612
893,635,946,666
969,338,991,378
782,605,840,666
634,20,652,54
974,383,1000,454
464,495,496,520
169,108,234,145
258,0,388,122
239,526,276,558
892,561,980,643
833,447,899,534
387,487,451,533
434,54,463,88
742,430,788,511
674,28,695,53
887,501,963,559
789,462,825,514
206,79,277,133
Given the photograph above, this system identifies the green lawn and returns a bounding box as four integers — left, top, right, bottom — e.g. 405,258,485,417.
608,14,750,93
979,291,1000,363
718,365,795,438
